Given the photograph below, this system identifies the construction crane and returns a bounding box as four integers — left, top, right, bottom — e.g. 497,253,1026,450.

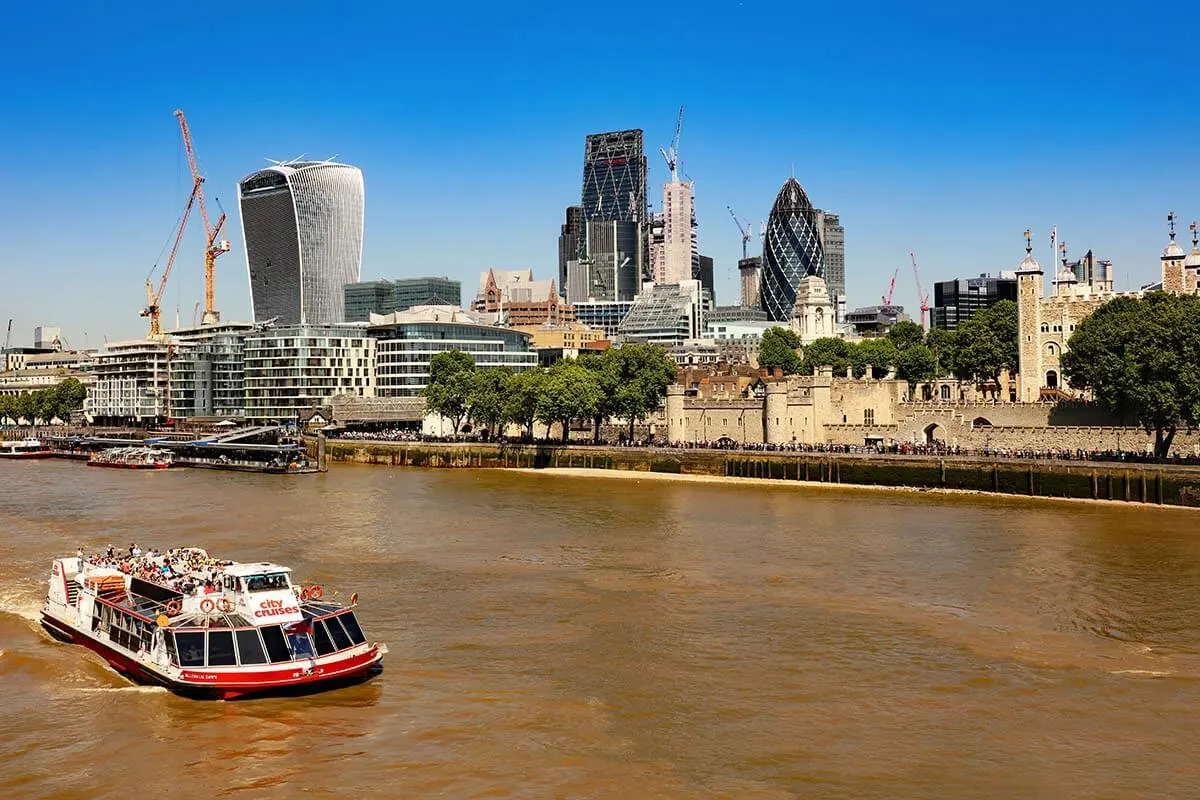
4,319,11,353
175,109,230,326
142,184,199,336
659,105,684,182
881,266,900,305
910,252,930,331
727,206,752,259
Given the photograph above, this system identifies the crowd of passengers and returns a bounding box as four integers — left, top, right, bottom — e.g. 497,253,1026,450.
80,544,234,597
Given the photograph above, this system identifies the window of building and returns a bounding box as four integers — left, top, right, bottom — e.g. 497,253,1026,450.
864,409,875,426
940,385,951,400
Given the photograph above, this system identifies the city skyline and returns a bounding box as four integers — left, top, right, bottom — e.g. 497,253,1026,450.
3,2,1199,345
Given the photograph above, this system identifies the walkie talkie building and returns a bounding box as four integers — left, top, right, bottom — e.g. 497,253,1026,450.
760,177,824,321
239,161,365,325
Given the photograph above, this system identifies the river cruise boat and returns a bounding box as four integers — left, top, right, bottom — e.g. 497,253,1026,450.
41,548,385,699
0,437,53,458
88,446,174,470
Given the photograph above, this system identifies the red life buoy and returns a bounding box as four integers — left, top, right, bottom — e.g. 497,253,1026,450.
308,584,324,600
165,599,181,616
199,598,215,614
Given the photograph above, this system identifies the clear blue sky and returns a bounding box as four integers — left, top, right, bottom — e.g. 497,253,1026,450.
2,1,1198,346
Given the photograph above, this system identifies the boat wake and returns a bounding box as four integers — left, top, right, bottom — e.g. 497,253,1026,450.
72,686,169,695
1111,669,1174,678
0,592,43,624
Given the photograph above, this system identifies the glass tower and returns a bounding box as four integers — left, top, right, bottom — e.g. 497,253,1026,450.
580,130,646,300
760,177,824,321
239,161,365,325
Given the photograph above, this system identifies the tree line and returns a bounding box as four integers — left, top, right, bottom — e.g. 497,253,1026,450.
422,344,678,442
0,378,88,425
757,300,1020,391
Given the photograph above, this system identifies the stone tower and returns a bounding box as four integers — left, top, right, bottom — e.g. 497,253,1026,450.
1015,230,1045,403
1186,221,1200,293
764,381,790,445
665,385,686,443
1162,213,1187,294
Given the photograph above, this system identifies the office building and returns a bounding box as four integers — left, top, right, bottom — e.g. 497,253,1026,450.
558,205,583,295
844,305,907,338
473,269,571,325
760,177,824,321
34,326,62,350
243,324,375,422
656,179,697,285
932,274,1018,330
815,210,845,301
572,300,635,338
239,161,365,325
709,304,769,324
369,305,536,397
344,277,461,322
696,254,715,304
89,339,184,424
580,130,647,301
617,280,708,347
738,256,763,308
1064,250,1114,292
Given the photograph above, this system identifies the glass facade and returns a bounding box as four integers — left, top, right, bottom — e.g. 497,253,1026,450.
760,178,824,322
370,321,536,397
572,300,634,338
240,162,365,325
169,324,256,419
89,340,179,423
816,210,845,300
580,130,647,301
932,275,1018,330
343,277,461,322
617,281,707,347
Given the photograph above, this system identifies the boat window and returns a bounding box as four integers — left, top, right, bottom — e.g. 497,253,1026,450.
325,615,354,651
339,612,367,645
287,632,316,660
311,620,336,656
175,631,206,667
235,629,267,665
207,630,236,666
259,625,291,663
164,631,178,665
246,574,290,592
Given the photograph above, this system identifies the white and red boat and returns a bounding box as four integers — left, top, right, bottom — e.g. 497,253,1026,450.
88,446,173,470
41,548,386,699
0,437,53,458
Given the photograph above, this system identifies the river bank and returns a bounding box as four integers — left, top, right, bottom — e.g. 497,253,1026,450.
318,439,1200,508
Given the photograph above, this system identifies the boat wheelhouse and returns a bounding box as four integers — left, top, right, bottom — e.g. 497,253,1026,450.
0,438,53,458
41,549,385,699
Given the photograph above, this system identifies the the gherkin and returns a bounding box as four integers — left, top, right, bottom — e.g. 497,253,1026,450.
760,177,824,321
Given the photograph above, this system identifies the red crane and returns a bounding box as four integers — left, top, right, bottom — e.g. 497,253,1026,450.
881,266,899,305
910,252,930,331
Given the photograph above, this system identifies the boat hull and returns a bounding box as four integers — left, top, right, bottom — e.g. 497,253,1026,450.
86,461,171,470
41,611,384,700
0,451,54,459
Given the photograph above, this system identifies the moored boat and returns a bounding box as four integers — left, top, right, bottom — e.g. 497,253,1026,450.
0,437,53,459
41,548,385,699
88,446,174,470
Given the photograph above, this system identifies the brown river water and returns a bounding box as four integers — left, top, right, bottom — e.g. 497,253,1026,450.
2,461,1200,799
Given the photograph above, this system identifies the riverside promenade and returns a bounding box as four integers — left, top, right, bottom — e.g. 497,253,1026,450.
318,438,1200,509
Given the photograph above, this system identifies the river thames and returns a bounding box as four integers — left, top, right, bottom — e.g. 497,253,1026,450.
3,460,1200,799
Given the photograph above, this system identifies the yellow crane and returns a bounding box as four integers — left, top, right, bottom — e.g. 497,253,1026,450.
143,183,198,337
175,109,230,325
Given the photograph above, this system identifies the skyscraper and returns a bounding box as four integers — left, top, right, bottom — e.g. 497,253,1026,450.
815,210,845,300
239,161,365,325
658,179,697,285
760,177,824,321
557,205,583,296
580,130,646,301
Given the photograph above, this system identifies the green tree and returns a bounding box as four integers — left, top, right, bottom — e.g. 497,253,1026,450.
607,344,677,441
578,350,619,443
952,300,1018,386
800,337,856,376
924,327,958,378
466,368,511,439
0,394,13,424
422,351,476,438
855,338,898,379
894,343,937,389
503,369,544,440
53,378,88,421
757,327,802,375
1062,292,1200,458
536,360,603,443
13,392,36,425
886,320,925,352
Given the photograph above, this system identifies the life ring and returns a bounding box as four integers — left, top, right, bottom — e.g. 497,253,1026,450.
199,598,216,614
164,599,181,616
217,597,234,613
350,592,359,606
307,584,324,600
